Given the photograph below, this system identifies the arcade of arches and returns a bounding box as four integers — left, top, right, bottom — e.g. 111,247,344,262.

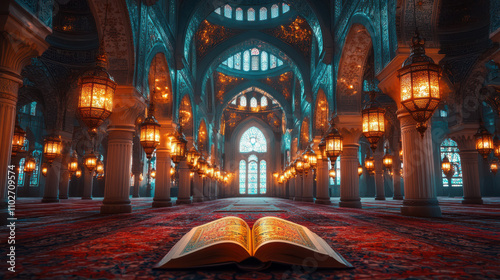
1,0,500,278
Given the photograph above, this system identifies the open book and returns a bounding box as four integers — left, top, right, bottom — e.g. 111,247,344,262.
156,216,352,269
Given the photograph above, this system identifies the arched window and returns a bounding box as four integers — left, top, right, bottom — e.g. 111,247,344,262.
215,7,221,14
270,55,277,69
224,5,232,18
243,50,250,71
250,97,258,108
271,4,279,18
30,150,42,186
239,160,246,194
247,8,255,21
328,157,341,185
227,55,234,68
248,155,258,194
221,48,284,72
440,139,463,187
261,51,268,71
235,8,243,20
259,7,267,20
234,52,242,70
282,3,290,13
261,96,268,107
260,160,267,194
240,126,267,153
239,95,247,107
18,158,25,186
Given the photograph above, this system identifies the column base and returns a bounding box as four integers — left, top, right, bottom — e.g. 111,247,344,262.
375,197,386,200
294,197,303,201
42,198,59,203
462,198,483,205
193,197,204,202
315,198,332,205
401,199,441,217
289,197,295,200
100,204,132,214
132,195,140,198
82,197,93,200
59,195,69,199
152,200,173,208
339,200,362,208
177,198,192,205
302,197,314,202
393,196,404,200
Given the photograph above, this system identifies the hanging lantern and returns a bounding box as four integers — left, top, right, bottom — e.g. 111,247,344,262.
329,169,336,179
24,156,36,174
11,121,26,158
325,125,343,163
97,173,105,180
140,104,161,159
41,163,48,177
399,149,403,162
150,168,157,179
383,152,393,170
43,135,62,164
362,92,386,152
197,156,207,176
365,156,375,173
358,164,363,177
475,125,494,159
75,168,82,178
83,152,98,172
68,153,79,175
96,160,104,175
494,136,500,159
186,147,200,170
490,160,499,175
171,127,187,164
273,172,279,180
304,147,317,170
318,139,327,161
441,155,454,179
78,44,116,130
139,173,144,182
398,30,441,137
295,158,304,175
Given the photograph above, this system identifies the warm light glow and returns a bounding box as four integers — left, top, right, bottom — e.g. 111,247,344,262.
441,155,454,178
140,115,161,159
362,95,386,152
365,157,375,173
170,168,175,176
83,152,98,172
24,157,36,174
325,129,343,162
358,165,363,177
170,133,187,164
151,169,157,179
96,160,104,175
68,154,79,174
329,169,336,178
43,135,62,164
383,153,393,170
41,163,48,177
11,122,26,158
75,169,82,178
475,126,494,159
139,173,144,182
491,161,498,175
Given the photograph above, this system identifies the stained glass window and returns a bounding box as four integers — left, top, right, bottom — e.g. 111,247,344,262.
239,160,246,194
30,150,42,187
270,55,277,69
243,50,250,71
222,59,228,66
247,8,255,21
250,97,257,108
30,102,36,116
240,126,267,153
240,95,247,107
236,8,243,21
261,96,268,107
251,55,259,71
231,99,237,105
261,51,268,71
224,5,232,18
18,158,25,186
271,4,279,18
260,7,267,20
278,59,284,66
282,3,290,13
440,139,463,187
227,56,234,68
215,7,221,14
234,52,241,70
328,157,341,185
248,159,258,194
260,160,267,194
251,48,260,55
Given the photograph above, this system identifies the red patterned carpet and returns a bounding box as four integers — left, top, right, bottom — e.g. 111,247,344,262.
1,197,500,279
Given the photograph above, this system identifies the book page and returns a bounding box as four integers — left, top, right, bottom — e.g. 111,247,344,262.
179,216,251,256
251,217,320,254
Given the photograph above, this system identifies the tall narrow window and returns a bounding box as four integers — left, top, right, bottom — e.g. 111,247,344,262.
234,52,242,70
261,51,268,71
239,95,247,107
224,5,232,18
260,160,267,194
270,55,277,69
440,139,463,187
278,59,284,66
227,56,234,68
235,8,243,20
18,158,25,186
243,50,250,71
261,96,268,107
282,3,290,13
239,160,246,194
271,4,279,18
250,97,258,108
30,102,36,116
259,7,267,20
251,55,259,71
30,150,42,187
248,156,258,194
247,8,255,21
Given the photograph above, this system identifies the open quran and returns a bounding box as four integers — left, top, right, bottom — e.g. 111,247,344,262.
156,216,353,269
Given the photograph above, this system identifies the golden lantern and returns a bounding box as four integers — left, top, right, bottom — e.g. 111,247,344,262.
398,31,441,137
494,136,500,158
324,124,343,163
150,168,157,179
68,153,79,175
362,92,386,152
295,158,304,175
41,163,48,177
329,169,336,179
24,156,36,174
97,173,105,180
365,156,375,173
279,175,284,184
170,127,187,164
475,125,493,159
75,169,82,178
273,172,279,180
140,104,161,159
78,44,116,130
490,160,499,175
318,139,327,161
83,152,98,172
441,155,453,177
358,164,363,177
383,152,393,170
197,156,207,176
96,160,104,175
186,147,200,170
400,167,404,178
170,168,175,176
11,120,26,158
304,147,317,170
207,165,214,179
139,173,144,181
43,135,62,164
399,149,403,162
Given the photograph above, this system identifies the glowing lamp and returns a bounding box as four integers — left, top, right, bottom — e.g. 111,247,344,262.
295,158,304,174
43,135,62,164
186,148,200,170
494,136,500,158
83,152,98,172
197,156,207,176
11,121,26,158
150,168,156,179
318,139,327,160
325,126,343,163
358,164,363,177
68,153,79,175
24,156,36,174
139,108,161,159
329,169,336,179
399,150,403,162
139,173,144,181
273,172,279,179
362,92,386,152
170,168,175,176
398,31,441,137
365,156,375,173
383,153,393,170
96,160,104,175
304,147,317,170
41,163,48,177
475,126,493,159
75,169,82,178
171,132,187,164
441,155,454,178
491,160,499,175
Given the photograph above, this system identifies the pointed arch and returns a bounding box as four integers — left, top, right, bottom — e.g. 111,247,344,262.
148,52,173,119
197,119,208,152
300,117,310,150
314,88,329,137
179,94,194,138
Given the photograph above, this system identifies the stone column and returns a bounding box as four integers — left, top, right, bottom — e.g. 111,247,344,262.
42,157,61,203
451,129,483,204
100,126,134,214
132,172,141,198
82,167,94,200
294,176,303,201
399,112,441,217
153,148,172,207
192,173,204,202
58,143,71,199
177,161,192,204
392,148,403,200
315,158,331,204
302,172,314,202
288,177,295,200
374,148,385,200
339,126,363,208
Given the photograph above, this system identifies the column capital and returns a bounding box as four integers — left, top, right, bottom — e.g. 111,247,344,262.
449,124,479,151
109,86,147,127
